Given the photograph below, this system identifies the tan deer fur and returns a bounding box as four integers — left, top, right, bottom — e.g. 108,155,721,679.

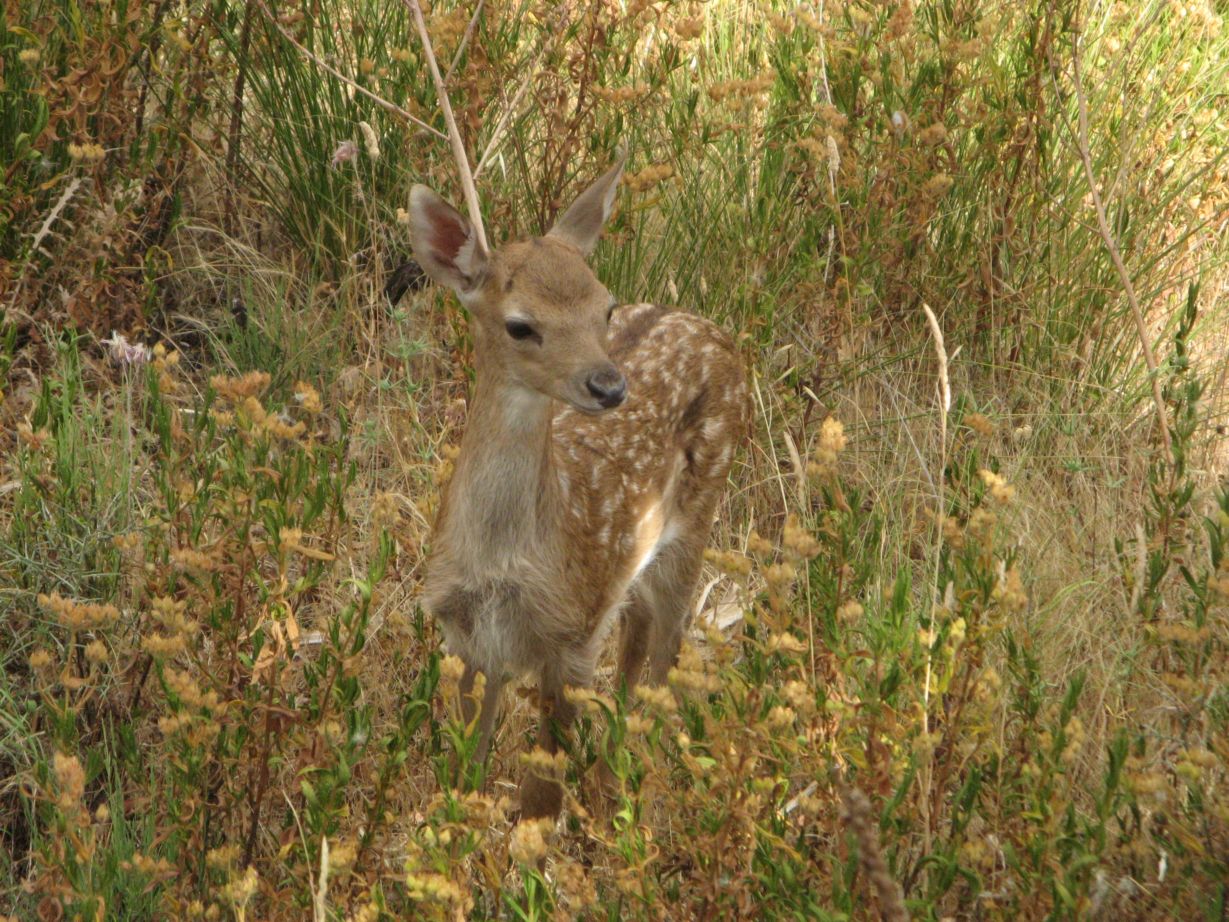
408,159,748,820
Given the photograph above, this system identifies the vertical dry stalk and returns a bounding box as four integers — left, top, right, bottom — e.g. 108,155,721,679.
917,301,950,861
1070,36,1173,460
838,781,910,921
405,0,490,254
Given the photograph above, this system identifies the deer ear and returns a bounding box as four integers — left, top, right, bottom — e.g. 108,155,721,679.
547,154,626,256
407,185,489,293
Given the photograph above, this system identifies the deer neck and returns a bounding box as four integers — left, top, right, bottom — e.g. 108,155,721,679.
444,369,562,566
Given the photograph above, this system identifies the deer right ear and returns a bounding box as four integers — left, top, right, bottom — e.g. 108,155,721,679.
408,185,489,293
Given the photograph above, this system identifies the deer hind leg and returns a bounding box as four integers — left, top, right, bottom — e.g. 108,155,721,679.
616,591,653,698
520,659,584,822
643,534,706,686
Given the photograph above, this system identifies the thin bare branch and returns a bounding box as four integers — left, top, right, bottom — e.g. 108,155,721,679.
472,10,566,180
444,0,485,85
406,0,489,254
254,0,446,141
1071,36,1173,460
473,70,538,180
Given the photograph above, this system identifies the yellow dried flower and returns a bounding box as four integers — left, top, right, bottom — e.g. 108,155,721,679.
53,751,86,811
886,0,914,39
17,422,51,450
221,865,259,910
508,818,551,865
636,684,678,713
765,705,797,730
171,547,216,572
555,858,598,909
625,162,674,193
992,566,1027,612
939,513,965,548
782,680,814,713
439,654,466,690
211,370,271,402
782,514,820,559
965,412,994,435
796,137,829,162
406,871,466,906
29,648,54,671
978,469,1015,504
704,547,753,578
922,173,954,199
1127,770,1167,798
158,714,191,737
626,713,654,734
18,48,41,64
165,667,219,711
84,640,109,665
262,411,307,441
917,122,948,147
766,632,807,655
207,844,240,870
38,593,120,631
967,507,997,538
674,16,704,39
143,633,188,658
797,9,822,31
328,839,358,874
764,562,797,590
1061,716,1086,764
67,142,105,162
747,529,775,559
593,84,651,105
371,492,401,531
293,380,322,415
768,13,795,35
808,416,847,476
836,600,863,624
706,74,773,103
124,853,175,877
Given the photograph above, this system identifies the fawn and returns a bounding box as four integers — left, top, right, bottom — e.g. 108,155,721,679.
408,158,748,820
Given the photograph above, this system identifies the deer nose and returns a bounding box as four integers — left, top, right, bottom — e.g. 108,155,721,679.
586,367,627,408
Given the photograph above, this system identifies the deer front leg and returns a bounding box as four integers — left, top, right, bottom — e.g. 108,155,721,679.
520,666,579,822
459,662,502,767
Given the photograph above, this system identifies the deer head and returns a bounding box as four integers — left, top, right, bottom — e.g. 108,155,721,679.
407,159,628,413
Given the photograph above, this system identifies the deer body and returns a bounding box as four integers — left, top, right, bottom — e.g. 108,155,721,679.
409,163,747,819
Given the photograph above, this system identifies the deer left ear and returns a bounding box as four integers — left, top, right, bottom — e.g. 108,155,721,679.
547,153,626,257
407,185,489,293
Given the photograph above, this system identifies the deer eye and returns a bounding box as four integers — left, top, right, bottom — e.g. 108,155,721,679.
505,319,540,343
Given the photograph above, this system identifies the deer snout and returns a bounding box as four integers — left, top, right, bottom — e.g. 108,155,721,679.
586,366,627,409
